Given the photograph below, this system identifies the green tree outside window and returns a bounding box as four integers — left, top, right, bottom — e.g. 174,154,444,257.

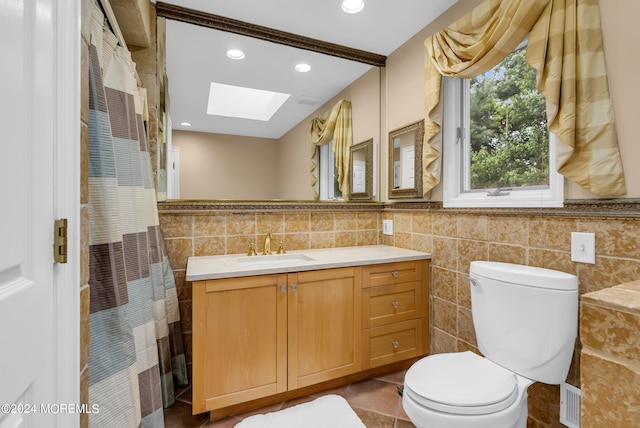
469,47,549,190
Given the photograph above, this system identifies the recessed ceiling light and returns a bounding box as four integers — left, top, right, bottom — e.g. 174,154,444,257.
226,49,245,60
295,63,311,73
180,122,191,127
342,0,364,14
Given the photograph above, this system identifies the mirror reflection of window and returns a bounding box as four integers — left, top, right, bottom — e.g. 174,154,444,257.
319,140,343,200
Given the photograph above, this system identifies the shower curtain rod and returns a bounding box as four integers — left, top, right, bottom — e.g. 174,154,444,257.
97,0,143,86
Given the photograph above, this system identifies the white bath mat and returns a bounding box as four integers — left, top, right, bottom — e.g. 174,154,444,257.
235,394,366,428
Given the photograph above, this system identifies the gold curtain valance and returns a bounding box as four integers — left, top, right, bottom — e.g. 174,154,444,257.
309,99,353,200
423,0,626,197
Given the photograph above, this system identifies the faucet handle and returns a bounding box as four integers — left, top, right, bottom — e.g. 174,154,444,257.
277,241,286,254
247,242,257,256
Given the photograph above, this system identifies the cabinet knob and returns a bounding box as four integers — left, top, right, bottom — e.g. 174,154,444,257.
391,271,399,278
280,285,287,292
391,300,399,309
391,340,399,349
291,284,298,291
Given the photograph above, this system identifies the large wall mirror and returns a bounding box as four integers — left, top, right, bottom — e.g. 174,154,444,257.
156,3,383,202
388,120,424,199
349,139,374,200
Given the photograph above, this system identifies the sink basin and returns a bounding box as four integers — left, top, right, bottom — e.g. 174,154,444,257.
236,253,315,265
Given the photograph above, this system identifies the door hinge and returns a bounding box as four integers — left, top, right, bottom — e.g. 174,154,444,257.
54,219,68,264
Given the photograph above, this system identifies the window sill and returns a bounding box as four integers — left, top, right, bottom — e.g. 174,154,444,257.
443,189,564,208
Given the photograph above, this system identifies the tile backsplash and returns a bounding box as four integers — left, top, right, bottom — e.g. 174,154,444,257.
159,209,382,381
382,208,640,427
159,201,640,428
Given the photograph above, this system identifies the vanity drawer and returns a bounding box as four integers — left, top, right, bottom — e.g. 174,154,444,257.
362,281,422,328
363,319,423,368
363,261,424,288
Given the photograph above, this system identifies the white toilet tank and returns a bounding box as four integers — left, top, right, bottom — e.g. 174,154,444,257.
469,261,578,384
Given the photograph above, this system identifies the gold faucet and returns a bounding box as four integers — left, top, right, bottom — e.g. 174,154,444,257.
277,240,286,254
263,233,274,255
247,242,257,256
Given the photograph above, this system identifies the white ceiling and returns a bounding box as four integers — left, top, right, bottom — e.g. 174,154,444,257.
164,0,458,138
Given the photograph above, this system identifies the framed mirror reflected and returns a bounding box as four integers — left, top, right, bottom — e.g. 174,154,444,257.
349,139,373,200
388,120,424,199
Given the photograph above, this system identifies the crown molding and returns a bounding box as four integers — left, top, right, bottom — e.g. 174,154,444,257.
156,2,387,67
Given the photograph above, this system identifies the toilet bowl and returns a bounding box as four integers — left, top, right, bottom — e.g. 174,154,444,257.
402,261,578,428
402,352,533,428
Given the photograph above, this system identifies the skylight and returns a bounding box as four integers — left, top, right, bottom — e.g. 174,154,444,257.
206,82,290,121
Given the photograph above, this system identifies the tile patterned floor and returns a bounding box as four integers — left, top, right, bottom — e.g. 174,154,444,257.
163,370,416,428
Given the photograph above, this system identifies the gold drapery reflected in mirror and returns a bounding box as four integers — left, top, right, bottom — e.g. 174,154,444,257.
310,100,353,200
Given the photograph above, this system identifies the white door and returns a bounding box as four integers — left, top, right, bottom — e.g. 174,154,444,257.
352,160,366,193
168,147,181,199
393,161,400,189
0,1,71,426
401,145,415,189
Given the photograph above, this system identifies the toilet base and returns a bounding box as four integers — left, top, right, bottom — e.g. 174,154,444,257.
402,373,533,428
403,391,528,428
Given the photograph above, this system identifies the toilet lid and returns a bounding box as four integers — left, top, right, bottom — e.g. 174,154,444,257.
404,351,518,415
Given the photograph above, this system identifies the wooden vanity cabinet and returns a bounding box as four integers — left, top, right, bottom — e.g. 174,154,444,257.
191,260,429,416
192,266,361,414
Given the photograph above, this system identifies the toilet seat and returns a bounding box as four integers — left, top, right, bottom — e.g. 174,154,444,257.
404,351,518,415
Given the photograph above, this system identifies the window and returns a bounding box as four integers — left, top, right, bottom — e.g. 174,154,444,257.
443,39,563,208
319,140,343,200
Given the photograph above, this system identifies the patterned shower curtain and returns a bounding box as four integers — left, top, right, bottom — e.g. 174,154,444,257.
87,4,188,427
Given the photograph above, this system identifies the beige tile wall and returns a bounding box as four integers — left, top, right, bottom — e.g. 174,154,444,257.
160,206,640,427
382,209,640,428
160,210,382,378
580,281,640,427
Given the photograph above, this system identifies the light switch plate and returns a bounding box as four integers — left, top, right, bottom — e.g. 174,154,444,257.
383,219,393,235
571,232,595,264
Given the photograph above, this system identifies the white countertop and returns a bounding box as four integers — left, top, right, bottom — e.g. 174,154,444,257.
186,245,431,281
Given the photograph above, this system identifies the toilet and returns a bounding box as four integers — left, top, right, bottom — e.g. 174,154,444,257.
403,261,578,428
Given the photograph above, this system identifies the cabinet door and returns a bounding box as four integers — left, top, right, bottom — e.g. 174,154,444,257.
287,267,362,390
192,275,287,414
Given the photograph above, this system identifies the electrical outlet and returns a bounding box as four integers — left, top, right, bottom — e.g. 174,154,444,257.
383,219,393,235
571,232,595,264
